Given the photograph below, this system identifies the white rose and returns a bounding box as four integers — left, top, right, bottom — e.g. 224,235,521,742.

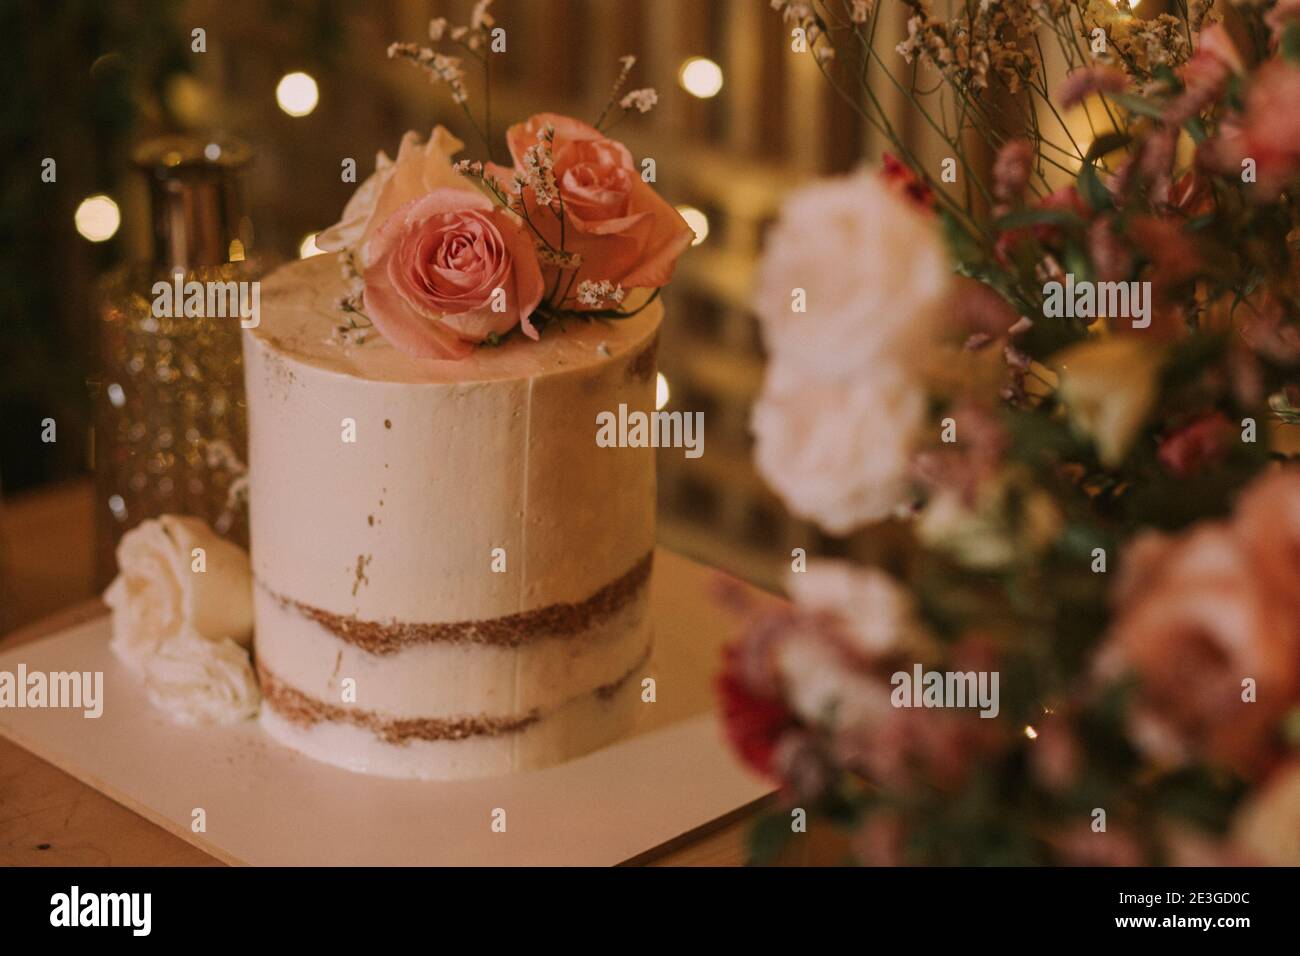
141,627,260,726
316,126,475,264
786,560,933,658
776,632,892,731
103,515,256,724
751,359,926,534
753,167,952,381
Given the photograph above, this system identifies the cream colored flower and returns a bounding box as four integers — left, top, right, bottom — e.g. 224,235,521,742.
141,626,260,726
1054,337,1162,467
776,631,893,731
752,359,926,534
916,470,1062,569
103,515,257,724
753,167,952,382
786,560,932,658
104,516,252,667
316,126,476,264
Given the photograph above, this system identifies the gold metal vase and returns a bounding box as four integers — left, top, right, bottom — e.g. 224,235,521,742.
92,135,256,587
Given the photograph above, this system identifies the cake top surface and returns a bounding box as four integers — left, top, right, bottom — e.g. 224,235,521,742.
249,254,662,385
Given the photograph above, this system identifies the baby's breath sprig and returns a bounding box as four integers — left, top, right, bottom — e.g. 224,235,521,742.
387,42,470,104
389,1,501,161
453,159,564,253
595,54,642,130
619,88,659,115
576,279,626,310
547,287,661,322
521,124,559,209
331,250,373,345
537,245,582,270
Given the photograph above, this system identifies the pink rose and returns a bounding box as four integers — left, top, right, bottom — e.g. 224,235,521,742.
1056,64,1127,110
1100,523,1300,776
1050,823,1146,866
1156,411,1233,477
493,113,694,304
1164,24,1241,125
837,703,1005,794
1201,60,1300,200
1234,467,1300,611
1267,0,1300,42
363,189,544,359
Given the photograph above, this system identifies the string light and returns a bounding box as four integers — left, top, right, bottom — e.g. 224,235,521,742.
74,194,120,242
678,57,723,98
276,71,319,117
1024,725,1039,740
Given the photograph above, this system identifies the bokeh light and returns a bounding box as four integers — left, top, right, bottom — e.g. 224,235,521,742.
678,57,723,99
74,194,120,242
276,71,319,117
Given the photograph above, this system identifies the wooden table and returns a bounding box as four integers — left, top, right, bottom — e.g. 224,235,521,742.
1,480,823,866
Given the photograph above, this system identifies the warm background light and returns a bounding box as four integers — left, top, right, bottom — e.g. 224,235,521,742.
298,232,324,258
656,372,670,411
675,205,709,246
678,57,723,99
276,71,319,117
74,194,120,242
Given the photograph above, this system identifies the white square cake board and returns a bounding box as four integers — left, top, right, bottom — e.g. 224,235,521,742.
0,549,776,865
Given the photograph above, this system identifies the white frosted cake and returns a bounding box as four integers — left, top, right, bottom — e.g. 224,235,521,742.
243,254,662,778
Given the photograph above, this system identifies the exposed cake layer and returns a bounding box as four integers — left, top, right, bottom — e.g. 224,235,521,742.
243,253,661,624
263,551,653,654
258,652,647,779
251,557,652,719
242,254,662,777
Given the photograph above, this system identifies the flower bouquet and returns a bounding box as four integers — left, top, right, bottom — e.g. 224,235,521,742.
722,0,1300,864
317,0,692,359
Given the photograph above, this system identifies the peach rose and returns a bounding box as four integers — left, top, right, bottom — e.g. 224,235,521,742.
1201,60,1300,201
1099,523,1300,775
1233,467,1300,611
363,189,544,359
316,126,477,264
493,113,693,302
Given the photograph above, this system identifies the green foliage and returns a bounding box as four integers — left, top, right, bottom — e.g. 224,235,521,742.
1283,22,1300,64
746,809,795,866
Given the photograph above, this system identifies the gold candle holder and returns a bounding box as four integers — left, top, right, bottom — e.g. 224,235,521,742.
92,135,256,587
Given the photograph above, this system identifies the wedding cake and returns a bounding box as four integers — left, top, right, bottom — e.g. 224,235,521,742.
102,14,692,781
243,254,663,778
